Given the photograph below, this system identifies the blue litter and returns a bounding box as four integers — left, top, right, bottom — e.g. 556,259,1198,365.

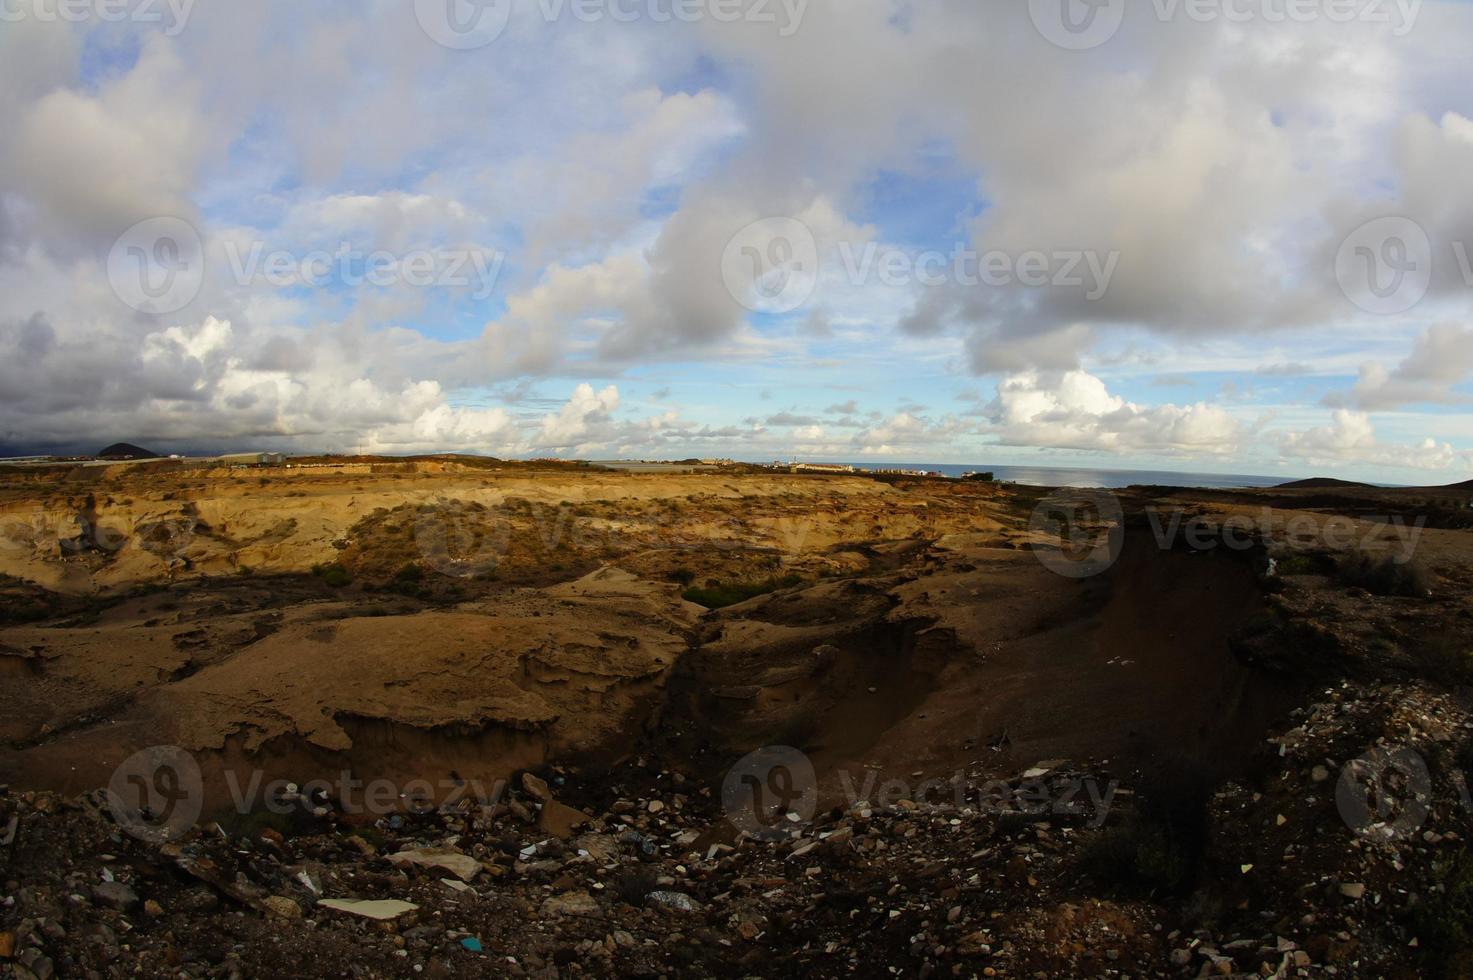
461,938,483,953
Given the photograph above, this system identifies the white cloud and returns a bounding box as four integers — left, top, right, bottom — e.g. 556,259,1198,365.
985,370,1241,456
535,383,621,450
1276,409,1468,473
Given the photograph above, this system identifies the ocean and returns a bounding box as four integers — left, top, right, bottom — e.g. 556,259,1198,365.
837,463,1294,490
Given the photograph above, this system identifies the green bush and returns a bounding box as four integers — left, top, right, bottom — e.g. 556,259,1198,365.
1336,550,1433,597
312,563,353,588
1275,551,1335,576
682,574,803,609
1083,818,1191,895
1409,852,1473,977
1421,636,1473,686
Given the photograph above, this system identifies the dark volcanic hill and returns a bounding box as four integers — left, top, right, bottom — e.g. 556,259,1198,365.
1276,477,1372,489
95,442,160,460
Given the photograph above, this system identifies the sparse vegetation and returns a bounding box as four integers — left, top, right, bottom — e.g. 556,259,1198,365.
1274,551,1335,576
1082,766,1209,897
0,597,51,625
613,867,659,907
1420,635,1473,686
218,806,298,841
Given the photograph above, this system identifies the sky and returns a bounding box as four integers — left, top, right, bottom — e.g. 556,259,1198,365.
0,0,1471,483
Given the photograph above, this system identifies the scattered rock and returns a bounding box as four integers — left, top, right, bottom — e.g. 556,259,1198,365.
537,800,594,839
90,881,139,912
261,895,302,919
387,846,482,882
0,667,1459,977
521,772,553,803
317,898,419,921
541,891,603,918
646,891,703,913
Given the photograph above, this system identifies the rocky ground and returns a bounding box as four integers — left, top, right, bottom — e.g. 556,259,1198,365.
3,677,1472,980
1,460,1472,977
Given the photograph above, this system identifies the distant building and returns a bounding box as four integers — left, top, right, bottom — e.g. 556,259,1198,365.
216,452,286,467
790,462,856,475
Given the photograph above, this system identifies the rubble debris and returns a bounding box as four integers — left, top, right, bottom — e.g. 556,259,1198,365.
0,696,1468,980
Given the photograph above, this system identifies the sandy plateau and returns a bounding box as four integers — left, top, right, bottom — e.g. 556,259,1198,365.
1,458,1472,977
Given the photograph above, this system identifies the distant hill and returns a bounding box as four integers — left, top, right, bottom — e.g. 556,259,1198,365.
1276,477,1373,490
96,443,160,460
